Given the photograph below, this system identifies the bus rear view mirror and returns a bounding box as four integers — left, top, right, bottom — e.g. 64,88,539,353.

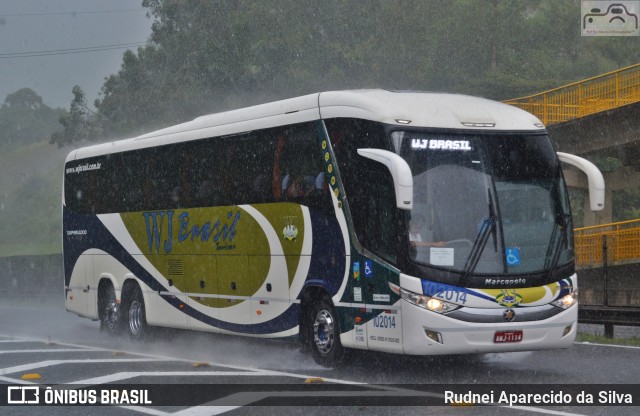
557,152,605,211
357,148,413,210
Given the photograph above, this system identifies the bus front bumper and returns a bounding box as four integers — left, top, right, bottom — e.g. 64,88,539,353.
401,301,577,355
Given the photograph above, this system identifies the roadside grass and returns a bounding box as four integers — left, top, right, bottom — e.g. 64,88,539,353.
0,243,61,257
576,333,640,347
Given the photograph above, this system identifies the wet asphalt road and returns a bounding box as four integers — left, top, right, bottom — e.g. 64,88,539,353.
0,300,639,415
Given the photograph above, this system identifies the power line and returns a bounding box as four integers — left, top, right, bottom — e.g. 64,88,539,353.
0,42,148,59
0,9,146,17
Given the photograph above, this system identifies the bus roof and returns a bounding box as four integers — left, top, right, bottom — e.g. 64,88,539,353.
68,90,544,162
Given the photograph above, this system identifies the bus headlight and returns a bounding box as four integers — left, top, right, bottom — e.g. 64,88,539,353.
551,288,578,309
400,287,460,314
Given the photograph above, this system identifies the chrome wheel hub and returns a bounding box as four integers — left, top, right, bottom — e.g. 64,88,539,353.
129,300,142,335
313,309,335,355
104,300,118,331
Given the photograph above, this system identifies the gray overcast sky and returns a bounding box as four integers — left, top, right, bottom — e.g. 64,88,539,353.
0,0,152,108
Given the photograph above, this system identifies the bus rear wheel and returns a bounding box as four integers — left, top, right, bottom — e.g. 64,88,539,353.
307,298,346,368
99,283,123,335
126,285,149,341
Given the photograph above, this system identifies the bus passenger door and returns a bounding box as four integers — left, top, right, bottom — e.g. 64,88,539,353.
355,172,403,354
328,121,404,353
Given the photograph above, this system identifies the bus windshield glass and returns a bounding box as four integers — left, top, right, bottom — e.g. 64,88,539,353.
391,131,573,276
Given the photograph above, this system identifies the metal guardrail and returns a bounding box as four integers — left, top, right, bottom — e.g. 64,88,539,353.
504,63,640,125
574,219,640,268
574,220,640,335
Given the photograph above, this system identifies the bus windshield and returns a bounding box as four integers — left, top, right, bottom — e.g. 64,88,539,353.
391,131,573,277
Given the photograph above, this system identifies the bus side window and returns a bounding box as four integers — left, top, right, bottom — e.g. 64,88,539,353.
188,140,217,208
119,151,145,212
252,173,272,202
274,124,332,212
219,133,275,205
241,133,276,204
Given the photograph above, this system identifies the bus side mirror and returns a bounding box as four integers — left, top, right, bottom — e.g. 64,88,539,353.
357,148,413,210
557,152,605,211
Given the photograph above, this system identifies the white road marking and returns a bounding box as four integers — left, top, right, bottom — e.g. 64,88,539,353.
0,348,106,354
71,371,274,385
506,406,588,416
120,406,170,416
0,358,168,376
575,341,640,350
0,375,36,384
171,406,241,416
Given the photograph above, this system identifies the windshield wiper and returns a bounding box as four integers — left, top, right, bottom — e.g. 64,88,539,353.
544,213,571,274
488,187,498,253
462,189,498,283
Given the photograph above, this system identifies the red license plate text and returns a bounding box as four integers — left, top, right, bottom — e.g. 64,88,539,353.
494,330,523,343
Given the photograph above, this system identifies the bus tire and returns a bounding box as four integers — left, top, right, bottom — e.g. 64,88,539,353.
307,297,346,368
126,285,149,341
98,283,124,335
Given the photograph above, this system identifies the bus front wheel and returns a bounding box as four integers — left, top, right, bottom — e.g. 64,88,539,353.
307,298,346,368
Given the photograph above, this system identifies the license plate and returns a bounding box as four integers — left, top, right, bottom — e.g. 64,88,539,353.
494,330,523,343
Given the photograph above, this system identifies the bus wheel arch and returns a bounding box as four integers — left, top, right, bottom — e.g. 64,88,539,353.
300,286,347,367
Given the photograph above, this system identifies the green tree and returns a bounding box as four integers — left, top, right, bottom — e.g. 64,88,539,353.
613,188,640,222
95,48,169,136
50,86,101,147
5,88,44,109
0,88,64,147
83,0,640,139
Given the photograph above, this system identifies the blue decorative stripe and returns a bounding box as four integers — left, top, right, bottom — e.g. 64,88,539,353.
302,208,346,298
63,205,345,335
421,278,496,303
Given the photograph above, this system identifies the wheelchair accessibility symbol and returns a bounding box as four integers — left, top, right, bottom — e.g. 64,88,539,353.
506,248,521,266
364,260,373,278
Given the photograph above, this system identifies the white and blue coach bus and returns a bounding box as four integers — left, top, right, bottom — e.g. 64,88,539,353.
63,90,604,367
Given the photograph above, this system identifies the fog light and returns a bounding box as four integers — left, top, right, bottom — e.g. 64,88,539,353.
562,324,573,337
425,329,443,344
